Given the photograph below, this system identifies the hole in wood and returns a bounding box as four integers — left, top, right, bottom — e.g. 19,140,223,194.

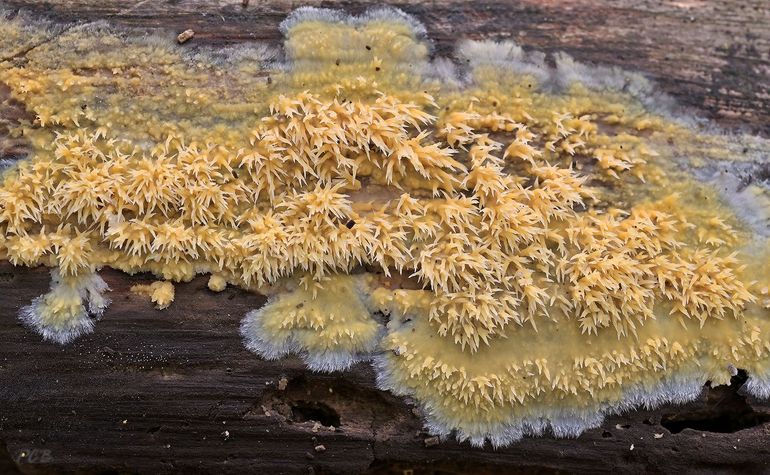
290,400,341,427
661,370,770,434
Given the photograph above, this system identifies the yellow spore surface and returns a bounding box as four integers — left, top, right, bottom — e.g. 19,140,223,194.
2,7,770,445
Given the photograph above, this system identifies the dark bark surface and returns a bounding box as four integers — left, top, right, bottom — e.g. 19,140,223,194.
2,1,770,473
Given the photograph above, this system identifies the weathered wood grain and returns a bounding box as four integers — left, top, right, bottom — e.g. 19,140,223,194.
1,1,770,473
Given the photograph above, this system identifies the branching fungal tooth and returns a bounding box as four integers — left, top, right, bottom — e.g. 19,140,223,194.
1,6,770,447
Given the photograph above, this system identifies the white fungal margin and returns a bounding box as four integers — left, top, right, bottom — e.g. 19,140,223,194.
19,297,95,345
742,373,770,400
19,268,111,345
239,305,386,372
0,158,17,170
686,157,770,237
239,275,387,373
373,353,707,448
280,6,427,39
456,39,550,85
454,38,707,129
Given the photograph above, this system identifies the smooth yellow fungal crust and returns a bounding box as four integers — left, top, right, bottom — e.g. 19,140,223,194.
131,281,175,310
240,274,382,371
2,7,770,446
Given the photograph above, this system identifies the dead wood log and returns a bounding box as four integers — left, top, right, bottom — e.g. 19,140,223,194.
1,1,770,473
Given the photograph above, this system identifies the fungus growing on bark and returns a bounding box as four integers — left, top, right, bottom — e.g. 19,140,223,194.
240,274,383,372
1,6,770,446
19,268,109,344
131,281,175,310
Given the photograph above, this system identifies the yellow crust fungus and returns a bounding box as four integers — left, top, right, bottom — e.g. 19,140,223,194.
240,274,383,371
2,6,770,446
18,268,110,344
131,280,175,310
207,273,228,292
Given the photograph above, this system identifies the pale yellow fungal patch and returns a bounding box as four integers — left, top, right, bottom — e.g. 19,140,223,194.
18,269,110,344
131,281,175,310
240,274,382,371
281,9,434,103
0,11,51,60
373,282,770,444
207,274,228,292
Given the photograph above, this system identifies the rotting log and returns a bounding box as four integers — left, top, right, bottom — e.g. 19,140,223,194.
1,1,770,473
